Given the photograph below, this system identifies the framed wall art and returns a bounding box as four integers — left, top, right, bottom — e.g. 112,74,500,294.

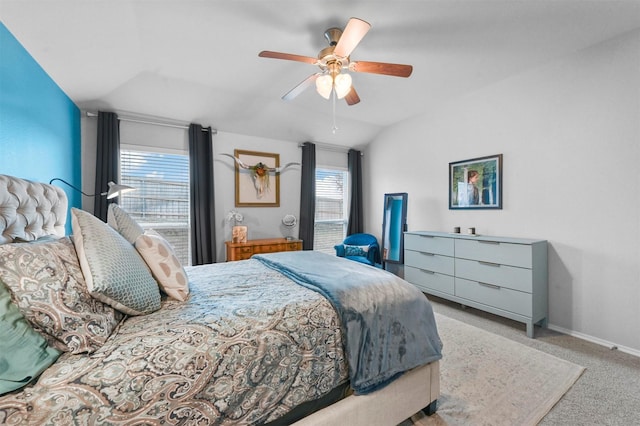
234,149,280,207
449,154,502,210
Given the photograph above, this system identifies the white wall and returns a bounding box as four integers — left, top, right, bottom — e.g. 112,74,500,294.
364,30,640,354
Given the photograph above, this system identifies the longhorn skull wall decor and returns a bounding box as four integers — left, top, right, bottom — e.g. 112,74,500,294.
222,151,300,207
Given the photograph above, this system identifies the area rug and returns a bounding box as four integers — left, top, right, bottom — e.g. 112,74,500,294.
403,313,585,426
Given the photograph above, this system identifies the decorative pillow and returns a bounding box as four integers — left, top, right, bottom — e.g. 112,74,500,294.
344,244,368,257
107,203,144,244
71,208,161,316
135,229,189,301
0,237,123,353
0,281,61,395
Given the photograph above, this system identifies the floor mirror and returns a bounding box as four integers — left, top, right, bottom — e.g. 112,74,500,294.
381,192,408,269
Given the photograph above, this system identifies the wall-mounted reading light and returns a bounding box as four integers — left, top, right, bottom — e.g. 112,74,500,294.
49,178,136,199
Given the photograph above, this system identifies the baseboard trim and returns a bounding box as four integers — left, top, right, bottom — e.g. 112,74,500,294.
547,324,640,358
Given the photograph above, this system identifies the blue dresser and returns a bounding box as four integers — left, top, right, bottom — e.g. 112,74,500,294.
404,231,548,337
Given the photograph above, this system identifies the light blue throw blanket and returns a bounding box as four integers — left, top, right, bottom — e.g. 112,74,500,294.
254,251,443,395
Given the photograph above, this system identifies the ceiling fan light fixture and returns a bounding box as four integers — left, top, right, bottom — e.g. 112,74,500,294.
334,73,352,99
315,74,333,99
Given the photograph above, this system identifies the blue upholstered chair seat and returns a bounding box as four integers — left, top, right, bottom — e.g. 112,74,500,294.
334,233,381,267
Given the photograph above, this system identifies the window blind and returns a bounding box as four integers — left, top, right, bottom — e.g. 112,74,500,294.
314,168,348,253
119,149,191,265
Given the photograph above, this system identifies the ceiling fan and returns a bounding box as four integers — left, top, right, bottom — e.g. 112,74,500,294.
259,17,413,106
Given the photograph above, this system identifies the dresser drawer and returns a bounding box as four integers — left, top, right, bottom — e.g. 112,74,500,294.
405,250,454,275
234,252,253,261
254,243,284,254
455,258,532,293
236,246,253,255
405,233,454,256
455,239,532,268
405,266,455,295
455,277,532,316
286,242,302,251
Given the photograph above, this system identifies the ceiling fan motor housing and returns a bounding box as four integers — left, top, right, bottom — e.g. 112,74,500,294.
324,27,343,46
319,28,350,72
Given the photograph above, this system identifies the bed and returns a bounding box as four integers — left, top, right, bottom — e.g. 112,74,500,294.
0,174,441,425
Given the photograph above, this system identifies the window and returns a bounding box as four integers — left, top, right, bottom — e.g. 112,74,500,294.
314,167,349,253
119,148,191,265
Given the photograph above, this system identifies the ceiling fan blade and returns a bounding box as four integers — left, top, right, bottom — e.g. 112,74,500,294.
259,51,318,65
333,18,371,58
344,86,360,106
350,61,413,78
282,73,321,101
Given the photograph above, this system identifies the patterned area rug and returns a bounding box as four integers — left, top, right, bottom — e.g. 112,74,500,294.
403,313,585,426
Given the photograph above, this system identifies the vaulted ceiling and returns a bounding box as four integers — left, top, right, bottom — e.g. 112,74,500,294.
2,1,639,148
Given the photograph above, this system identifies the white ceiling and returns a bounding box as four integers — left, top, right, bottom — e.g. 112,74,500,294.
2,1,640,148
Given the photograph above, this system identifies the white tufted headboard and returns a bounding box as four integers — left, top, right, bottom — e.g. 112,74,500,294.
0,174,68,244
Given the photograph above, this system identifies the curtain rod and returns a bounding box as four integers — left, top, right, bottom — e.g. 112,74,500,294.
85,111,217,134
298,142,363,155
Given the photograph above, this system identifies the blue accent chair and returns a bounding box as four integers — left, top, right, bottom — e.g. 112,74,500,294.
334,233,381,267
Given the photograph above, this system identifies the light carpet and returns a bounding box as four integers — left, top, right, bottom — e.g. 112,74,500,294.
402,313,585,426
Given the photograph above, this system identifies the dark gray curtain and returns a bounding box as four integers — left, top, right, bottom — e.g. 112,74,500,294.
188,124,217,265
299,142,316,250
347,149,363,235
93,111,120,221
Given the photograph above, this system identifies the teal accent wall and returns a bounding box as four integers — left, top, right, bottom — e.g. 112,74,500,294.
0,22,81,222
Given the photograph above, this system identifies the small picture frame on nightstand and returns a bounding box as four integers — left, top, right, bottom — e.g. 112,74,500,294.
232,225,247,243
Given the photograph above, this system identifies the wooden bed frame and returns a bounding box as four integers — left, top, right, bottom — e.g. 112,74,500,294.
0,174,439,424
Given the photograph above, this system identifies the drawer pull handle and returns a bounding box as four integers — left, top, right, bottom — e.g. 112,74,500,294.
478,240,500,245
419,235,435,238
479,282,501,290
420,252,435,256
479,261,500,267
420,269,435,275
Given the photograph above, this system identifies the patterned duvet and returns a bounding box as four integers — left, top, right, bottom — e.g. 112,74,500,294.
0,259,348,425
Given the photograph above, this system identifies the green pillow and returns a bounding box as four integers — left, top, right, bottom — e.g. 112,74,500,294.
0,282,61,395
